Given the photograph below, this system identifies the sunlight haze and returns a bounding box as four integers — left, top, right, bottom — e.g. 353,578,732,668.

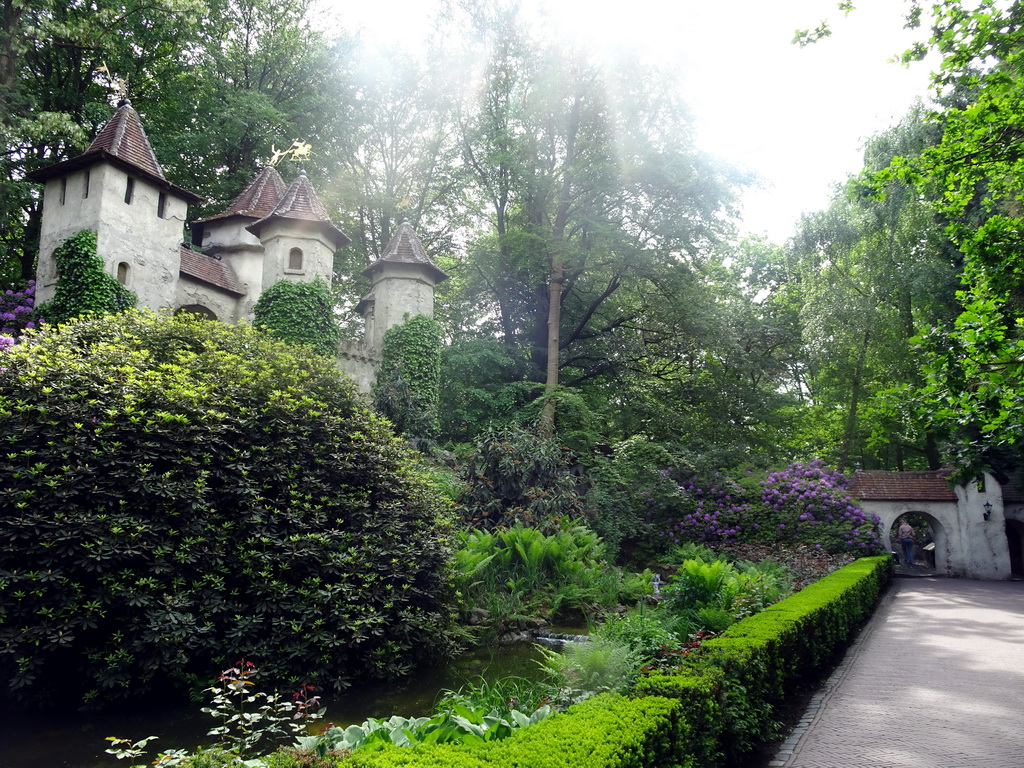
321,0,935,242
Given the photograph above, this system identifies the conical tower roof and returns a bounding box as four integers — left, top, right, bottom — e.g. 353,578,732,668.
247,170,350,249
194,165,286,224
28,99,202,203
85,98,165,179
362,220,448,283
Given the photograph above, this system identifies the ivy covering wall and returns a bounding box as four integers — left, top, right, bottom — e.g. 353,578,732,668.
253,277,341,356
35,229,136,324
374,314,443,439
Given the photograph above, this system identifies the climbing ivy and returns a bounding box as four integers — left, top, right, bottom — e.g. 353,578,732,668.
35,230,136,324
374,314,443,440
252,277,340,357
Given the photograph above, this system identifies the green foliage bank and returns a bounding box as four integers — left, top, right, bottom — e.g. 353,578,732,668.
0,311,455,707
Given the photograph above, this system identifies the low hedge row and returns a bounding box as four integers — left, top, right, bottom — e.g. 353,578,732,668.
340,694,690,768
278,556,891,768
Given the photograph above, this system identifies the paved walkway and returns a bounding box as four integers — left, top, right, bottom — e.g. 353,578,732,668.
770,576,1024,768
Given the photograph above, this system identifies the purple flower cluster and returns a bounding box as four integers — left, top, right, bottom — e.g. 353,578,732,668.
759,461,882,552
656,460,884,556
661,477,752,545
0,280,39,349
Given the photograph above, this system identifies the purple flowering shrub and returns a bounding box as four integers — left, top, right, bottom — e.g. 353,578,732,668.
656,460,882,556
0,279,40,349
758,461,882,552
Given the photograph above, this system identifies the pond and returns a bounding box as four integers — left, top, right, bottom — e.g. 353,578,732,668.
0,641,567,768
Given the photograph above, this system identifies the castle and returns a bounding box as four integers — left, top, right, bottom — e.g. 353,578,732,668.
27,99,447,392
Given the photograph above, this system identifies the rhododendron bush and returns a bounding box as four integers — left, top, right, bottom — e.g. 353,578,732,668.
654,461,882,555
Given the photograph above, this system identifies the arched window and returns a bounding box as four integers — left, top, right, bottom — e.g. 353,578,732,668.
288,247,303,271
117,262,130,286
174,304,217,321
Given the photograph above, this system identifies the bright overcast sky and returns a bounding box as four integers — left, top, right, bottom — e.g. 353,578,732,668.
319,0,935,243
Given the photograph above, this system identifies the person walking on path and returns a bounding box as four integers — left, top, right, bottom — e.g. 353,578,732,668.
898,519,915,565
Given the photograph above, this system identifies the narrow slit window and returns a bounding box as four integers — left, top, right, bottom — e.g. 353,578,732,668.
59,178,66,205
124,177,134,204
157,192,167,219
288,247,303,271
83,170,90,199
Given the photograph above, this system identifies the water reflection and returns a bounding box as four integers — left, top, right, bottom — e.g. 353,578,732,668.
0,643,553,768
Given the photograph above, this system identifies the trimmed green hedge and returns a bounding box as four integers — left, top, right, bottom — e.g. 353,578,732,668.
343,694,691,768
276,556,890,768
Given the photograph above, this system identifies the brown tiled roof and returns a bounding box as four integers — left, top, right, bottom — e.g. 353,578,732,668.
246,170,350,248
28,100,203,204
194,165,286,224
179,246,245,295
1002,481,1024,504
849,470,957,501
362,220,448,283
85,99,165,179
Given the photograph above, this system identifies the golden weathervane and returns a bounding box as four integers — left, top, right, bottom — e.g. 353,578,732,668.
269,139,313,166
96,62,128,100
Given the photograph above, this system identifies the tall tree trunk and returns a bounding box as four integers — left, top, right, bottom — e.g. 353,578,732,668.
838,329,871,472
539,251,563,433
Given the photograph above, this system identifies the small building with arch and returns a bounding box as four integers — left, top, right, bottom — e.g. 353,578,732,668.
850,470,1024,580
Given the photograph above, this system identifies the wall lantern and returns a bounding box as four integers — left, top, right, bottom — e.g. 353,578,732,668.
983,501,993,521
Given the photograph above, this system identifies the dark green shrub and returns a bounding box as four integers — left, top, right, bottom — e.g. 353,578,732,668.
34,229,136,324
0,311,455,708
374,314,443,439
457,423,584,531
253,277,341,356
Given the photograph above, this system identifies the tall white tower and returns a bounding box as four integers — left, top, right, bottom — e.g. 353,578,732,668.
28,99,202,310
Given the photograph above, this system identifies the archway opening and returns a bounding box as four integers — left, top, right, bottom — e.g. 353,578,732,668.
175,304,217,321
1006,520,1024,579
888,512,945,571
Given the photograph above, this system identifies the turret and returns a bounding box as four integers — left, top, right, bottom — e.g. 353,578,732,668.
28,99,202,310
356,221,448,352
246,170,350,301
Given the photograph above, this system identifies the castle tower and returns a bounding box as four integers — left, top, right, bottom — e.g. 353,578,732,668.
28,99,202,309
187,165,287,320
246,170,350,299
356,220,448,352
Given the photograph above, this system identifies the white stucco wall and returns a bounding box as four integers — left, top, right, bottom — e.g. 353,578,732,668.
259,222,335,291
36,163,185,310
337,339,380,394
862,473,1012,580
36,168,107,304
176,276,244,324
365,263,439,352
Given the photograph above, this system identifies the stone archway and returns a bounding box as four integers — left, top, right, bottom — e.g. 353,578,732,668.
1006,519,1024,579
175,304,218,321
884,510,949,572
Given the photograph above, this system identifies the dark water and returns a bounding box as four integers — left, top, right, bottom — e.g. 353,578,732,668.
0,643,558,768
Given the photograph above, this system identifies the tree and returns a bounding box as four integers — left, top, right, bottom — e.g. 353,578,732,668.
449,4,740,434
0,311,455,706
872,1,1024,477
0,0,205,282
787,104,959,471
